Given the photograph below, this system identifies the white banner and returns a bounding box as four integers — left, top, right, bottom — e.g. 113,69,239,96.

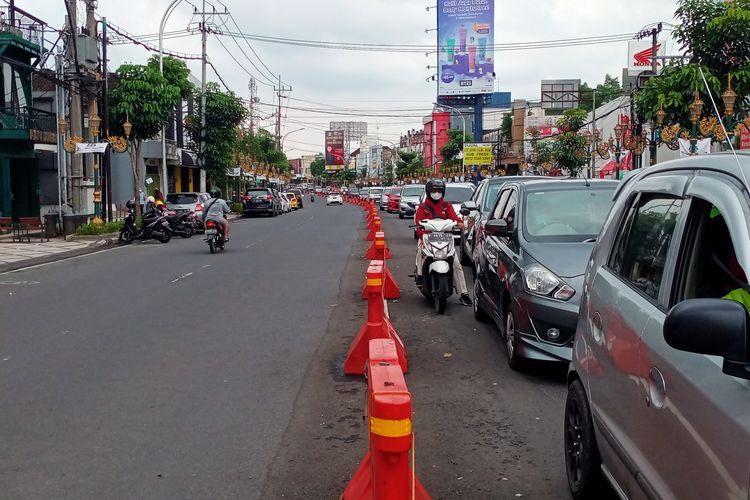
75,142,109,154
679,138,712,157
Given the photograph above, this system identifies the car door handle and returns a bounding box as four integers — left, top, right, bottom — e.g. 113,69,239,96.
646,366,667,409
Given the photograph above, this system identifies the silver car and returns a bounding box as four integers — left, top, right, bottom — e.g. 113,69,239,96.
379,187,392,210
398,184,425,219
368,186,383,203
565,152,750,500
166,192,210,229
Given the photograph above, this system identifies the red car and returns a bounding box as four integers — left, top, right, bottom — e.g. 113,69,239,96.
387,186,403,213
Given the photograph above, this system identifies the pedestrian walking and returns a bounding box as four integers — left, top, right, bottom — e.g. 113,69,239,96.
139,188,146,215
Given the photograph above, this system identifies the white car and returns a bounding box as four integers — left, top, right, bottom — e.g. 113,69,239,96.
278,194,291,213
326,193,343,205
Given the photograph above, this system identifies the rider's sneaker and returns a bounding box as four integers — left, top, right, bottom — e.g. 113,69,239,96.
415,275,424,286
459,294,473,306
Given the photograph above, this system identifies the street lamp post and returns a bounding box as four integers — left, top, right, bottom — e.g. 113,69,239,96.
89,112,102,222
159,0,182,198
281,127,305,150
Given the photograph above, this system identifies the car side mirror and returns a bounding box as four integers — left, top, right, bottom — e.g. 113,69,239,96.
664,298,750,380
484,219,512,237
460,201,478,217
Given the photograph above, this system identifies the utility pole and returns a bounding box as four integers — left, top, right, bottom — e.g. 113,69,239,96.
649,23,662,166
200,0,208,192
101,18,111,222
274,74,292,149
55,51,66,232
85,0,99,221
66,0,83,214
248,78,257,135
591,89,596,178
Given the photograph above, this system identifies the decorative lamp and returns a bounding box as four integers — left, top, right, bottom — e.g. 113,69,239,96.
722,74,737,117
614,123,625,141
655,107,666,126
123,115,133,139
88,113,101,139
58,118,68,136
689,91,704,125
582,129,593,147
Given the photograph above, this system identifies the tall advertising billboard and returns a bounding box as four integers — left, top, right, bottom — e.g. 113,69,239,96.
325,130,345,172
437,0,494,96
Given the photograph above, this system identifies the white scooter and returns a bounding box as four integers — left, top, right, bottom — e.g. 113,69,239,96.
415,218,458,314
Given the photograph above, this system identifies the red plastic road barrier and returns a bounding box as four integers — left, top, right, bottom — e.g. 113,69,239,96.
342,339,430,500
367,217,381,241
345,261,407,375
365,231,391,260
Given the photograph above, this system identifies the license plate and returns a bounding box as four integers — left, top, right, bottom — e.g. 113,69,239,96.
428,233,452,242
205,229,217,235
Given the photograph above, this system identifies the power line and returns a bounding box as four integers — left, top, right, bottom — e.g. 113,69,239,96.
227,13,283,85
213,34,274,87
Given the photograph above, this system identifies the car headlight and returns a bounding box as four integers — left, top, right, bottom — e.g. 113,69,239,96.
523,264,575,300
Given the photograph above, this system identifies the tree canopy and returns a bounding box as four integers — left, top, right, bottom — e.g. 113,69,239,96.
310,157,326,177
440,129,473,167
578,74,623,113
635,0,750,126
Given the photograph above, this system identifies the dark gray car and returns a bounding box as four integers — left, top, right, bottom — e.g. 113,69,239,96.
473,178,618,369
398,184,425,219
565,153,750,500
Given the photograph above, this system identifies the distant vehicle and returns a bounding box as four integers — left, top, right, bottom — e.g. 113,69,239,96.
283,192,299,210
314,186,323,194
349,188,360,198
565,153,750,500
473,178,618,370
288,188,305,208
398,184,425,219
368,187,383,203
166,191,210,230
360,187,370,200
379,187,392,210
326,193,343,205
243,187,283,217
278,193,292,213
387,186,403,213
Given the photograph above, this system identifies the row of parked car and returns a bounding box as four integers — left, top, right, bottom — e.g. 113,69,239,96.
369,154,750,500
240,187,307,217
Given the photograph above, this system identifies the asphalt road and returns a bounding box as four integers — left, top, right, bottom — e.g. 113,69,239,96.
262,202,617,499
0,200,361,500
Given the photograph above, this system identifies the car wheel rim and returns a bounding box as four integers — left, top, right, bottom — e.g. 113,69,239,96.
566,397,584,487
506,312,515,359
473,279,480,314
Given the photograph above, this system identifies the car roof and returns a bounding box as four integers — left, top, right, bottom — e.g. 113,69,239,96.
480,175,545,185
614,151,750,198
510,178,619,190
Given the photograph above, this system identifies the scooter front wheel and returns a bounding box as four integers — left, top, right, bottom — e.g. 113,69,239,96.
157,231,171,243
119,228,134,244
434,274,449,314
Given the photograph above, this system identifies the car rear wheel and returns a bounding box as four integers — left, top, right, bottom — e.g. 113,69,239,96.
565,380,606,499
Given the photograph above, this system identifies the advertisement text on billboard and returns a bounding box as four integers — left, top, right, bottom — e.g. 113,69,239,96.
325,130,345,172
462,143,493,166
437,0,494,97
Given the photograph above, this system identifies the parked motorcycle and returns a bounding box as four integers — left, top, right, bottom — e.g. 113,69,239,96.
119,201,172,244
159,207,196,238
414,218,457,314
204,218,226,254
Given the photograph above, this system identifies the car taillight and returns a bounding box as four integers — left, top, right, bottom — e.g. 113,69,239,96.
195,203,203,212
264,196,273,200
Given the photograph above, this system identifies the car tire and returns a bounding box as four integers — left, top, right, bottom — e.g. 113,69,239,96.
504,305,524,371
413,229,418,240
399,213,404,219
473,277,491,323
460,238,471,265
565,380,606,500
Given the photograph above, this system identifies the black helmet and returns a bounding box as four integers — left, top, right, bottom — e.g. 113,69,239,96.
425,179,446,196
126,199,135,209
210,187,222,198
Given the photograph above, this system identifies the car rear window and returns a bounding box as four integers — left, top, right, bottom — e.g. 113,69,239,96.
246,189,270,196
445,186,474,203
370,188,383,195
390,187,402,196
166,193,198,204
402,185,424,196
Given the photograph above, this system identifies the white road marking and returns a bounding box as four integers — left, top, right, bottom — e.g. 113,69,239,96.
1,357,10,362
0,280,40,285
201,264,211,269
170,272,194,284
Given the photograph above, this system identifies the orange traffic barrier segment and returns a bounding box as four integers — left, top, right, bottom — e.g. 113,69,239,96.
367,217,382,241
365,231,391,260
342,339,430,500
345,260,407,375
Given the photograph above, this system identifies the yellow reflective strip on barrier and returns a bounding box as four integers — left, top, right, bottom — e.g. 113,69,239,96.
367,278,383,287
370,417,412,438
375,241,385,246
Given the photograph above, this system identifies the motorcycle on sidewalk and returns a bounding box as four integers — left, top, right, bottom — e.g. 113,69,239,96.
119,201,172,244
204,218,227,254
158,207,197,238
412,218,458,314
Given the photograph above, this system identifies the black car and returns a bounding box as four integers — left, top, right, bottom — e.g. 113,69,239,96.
459,175,544,265
472,178,618,369
242,187,283,217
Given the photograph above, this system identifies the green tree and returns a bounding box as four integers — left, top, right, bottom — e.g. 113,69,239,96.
578,74,623,113
440,129,473,167
109,63,183,216
186,83,248,184
310,157,326,178
635,0,750,128
147,55,193,100
500,114,513,145
531,109,589,177
395,151,425,179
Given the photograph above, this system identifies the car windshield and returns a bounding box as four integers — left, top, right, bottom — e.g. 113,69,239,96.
285,194,295,200
370,188,383,195
523,187,616,242
247,189,270,196
445,186,474,203
166,194,197,205
390,188,402,196
349,189,359,195
483,183,505,212
402,185,424,197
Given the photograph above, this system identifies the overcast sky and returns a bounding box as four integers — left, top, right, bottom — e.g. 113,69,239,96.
30,0,679,157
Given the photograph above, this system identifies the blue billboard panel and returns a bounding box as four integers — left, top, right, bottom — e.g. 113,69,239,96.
437,0,494,96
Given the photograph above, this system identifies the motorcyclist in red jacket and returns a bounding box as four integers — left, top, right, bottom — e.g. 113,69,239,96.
414,179,472,306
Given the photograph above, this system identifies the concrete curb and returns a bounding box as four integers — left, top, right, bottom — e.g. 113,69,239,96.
65,232,120,244
0,238,119,274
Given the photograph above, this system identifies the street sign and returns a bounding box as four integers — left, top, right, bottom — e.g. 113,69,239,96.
75,142,109,154
462,143,493,166
740,126,750,149
627,41,664,76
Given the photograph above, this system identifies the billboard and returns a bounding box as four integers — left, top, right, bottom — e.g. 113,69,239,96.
437,0,494,96
627,41,664,76
541,80,580,110
325,130,345,172
740,126,750,150
462,143,493,166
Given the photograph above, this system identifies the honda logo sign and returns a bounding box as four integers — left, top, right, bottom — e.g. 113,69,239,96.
627,41,663,76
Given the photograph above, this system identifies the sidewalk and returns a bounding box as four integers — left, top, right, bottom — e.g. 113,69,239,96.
0,233,114,273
